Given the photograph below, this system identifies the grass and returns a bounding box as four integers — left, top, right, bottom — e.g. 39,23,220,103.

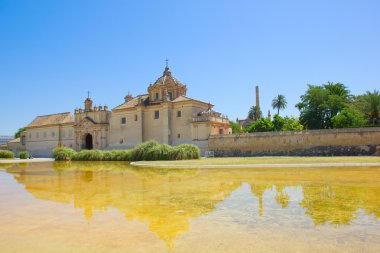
134,156,380,166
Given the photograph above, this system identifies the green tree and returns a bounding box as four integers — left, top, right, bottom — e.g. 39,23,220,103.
282,116,304,131
271,94,287,115
248,105,262,120
272,114,285,131
296,82,350,129
331,107,366,128
272,115,303,131
14,127,26,138
246,118,274,132
229,121,244,133
363,90,380,125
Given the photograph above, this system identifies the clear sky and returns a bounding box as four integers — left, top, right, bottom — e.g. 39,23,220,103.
1,0,379,136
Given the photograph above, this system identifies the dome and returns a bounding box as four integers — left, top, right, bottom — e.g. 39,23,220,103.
148,65,187,102
152,66,184,87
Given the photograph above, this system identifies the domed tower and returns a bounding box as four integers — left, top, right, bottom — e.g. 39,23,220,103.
148,63,187,103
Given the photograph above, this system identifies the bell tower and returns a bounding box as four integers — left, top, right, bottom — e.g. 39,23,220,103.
84,91,93,112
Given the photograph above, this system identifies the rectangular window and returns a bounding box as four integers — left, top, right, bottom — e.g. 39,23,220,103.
29,132,32,139
155,93,159,99
134,115,138,121
121,117,126,124
154,110,160,119
168,91,173,100
52,131,55,137
43,132,47,138
177,111,181,117
177,133,181,138
36,132,39,138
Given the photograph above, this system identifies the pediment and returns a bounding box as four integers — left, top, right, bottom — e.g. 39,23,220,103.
78,117,96,128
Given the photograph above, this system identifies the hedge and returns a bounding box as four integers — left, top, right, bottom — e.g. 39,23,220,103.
0,150,14,159
52,141,201,161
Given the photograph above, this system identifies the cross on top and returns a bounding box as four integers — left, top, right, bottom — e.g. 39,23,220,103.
87,91,90,98
165,58,169,67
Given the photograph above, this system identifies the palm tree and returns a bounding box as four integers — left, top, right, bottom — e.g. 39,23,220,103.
324,82,350,99
364,90,380,125
248,105,261,120
272,94,287,115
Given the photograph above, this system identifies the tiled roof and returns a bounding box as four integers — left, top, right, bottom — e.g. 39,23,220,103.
113,95,149,110
8,138,20,143
27,112,74,128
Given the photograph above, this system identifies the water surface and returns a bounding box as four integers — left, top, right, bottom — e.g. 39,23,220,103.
0,162,379,252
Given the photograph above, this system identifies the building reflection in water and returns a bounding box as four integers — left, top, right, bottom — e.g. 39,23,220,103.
5,162,380,247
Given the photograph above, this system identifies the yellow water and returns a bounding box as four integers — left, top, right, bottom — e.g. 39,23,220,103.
0,162,379,252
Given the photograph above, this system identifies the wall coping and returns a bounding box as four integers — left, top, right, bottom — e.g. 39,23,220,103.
209,127,380,139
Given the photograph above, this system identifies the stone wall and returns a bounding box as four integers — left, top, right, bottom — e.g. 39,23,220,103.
208,127,380,156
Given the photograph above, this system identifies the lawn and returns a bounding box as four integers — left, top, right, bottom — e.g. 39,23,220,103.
134,156,380,166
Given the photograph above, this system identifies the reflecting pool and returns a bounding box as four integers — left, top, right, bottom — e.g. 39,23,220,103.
0,162,380,252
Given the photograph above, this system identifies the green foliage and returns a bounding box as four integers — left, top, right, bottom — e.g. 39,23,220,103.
14,127,26,138
102,150,131,161
144,144,175,161
19,151,29,159
362,90,380,125
296,82,351,129
248,105,262,120
272,114,285,131
0,150,14,159
51,141,201,161
129,140,159,161
176,144,201,159
247,118,274,132
282,116,304,131
53,147,76,161
272,94,287,115
72,150,104,161
229,121,244,133
331,107,366,128
247,115,303,132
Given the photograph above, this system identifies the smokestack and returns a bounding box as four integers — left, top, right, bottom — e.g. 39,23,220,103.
255,85,260,109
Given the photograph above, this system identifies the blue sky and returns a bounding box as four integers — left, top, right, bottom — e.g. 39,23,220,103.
1,0,379,135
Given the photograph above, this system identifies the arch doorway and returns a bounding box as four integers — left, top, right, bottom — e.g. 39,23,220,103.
85,134,93,150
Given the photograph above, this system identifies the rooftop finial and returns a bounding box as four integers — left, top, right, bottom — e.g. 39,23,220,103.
87,91,90,98
163,59,171,76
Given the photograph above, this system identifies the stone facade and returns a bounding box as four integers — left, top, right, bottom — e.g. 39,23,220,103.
208,127,380,156
25,113,75,157
24,65,231,157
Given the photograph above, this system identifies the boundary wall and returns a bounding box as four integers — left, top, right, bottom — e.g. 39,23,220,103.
208,127,380,156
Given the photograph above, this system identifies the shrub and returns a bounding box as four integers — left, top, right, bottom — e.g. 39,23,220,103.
53,147,77,161
130,140,159,161
19,151,30,159
72,150,103,161
176,144,201,159
0,150,14,159
144,144,175,160
50,141,201,161
169,146,187,160
103,150,131,161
